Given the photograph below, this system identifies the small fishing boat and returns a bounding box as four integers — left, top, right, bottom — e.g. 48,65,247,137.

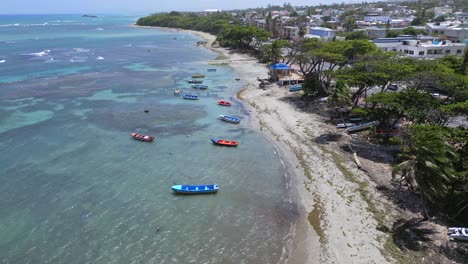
131,132,155,142
188,80,203,84
288,84,303,92
345,121,379,133
207,69,216,72
191,84,208,89
219,115,240,124
192,74,205,78
182,94,199,100
172,184,219,194
448,227,468,241
337,123,356,128
211,138,238,147
217,100,232,106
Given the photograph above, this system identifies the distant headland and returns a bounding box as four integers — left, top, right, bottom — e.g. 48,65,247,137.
82,14,97,18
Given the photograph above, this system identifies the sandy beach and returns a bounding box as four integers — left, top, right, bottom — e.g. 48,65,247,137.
137,25,392,263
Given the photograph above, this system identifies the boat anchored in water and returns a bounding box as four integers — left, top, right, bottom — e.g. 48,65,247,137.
219,115,240,124
191,84,208,89
188,80,203,84
182,94,199,100
211,138,238,147
217,100,231,106
192,74,205,78
172,184,219,194
131,133,155,142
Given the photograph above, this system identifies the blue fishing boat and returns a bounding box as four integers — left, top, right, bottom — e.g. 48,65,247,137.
219,115,240,124
172,184,219,194
288,84,303,92
207,69,216,72
182,94,199,100
191,84,208,89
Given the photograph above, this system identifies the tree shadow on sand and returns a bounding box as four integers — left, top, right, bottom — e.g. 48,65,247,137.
391,218,437,251
314,132,342,144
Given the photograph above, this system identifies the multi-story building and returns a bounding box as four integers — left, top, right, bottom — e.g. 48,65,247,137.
426,22,468,42
373,38,465,58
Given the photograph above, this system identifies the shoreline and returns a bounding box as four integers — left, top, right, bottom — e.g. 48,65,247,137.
134,24,390,263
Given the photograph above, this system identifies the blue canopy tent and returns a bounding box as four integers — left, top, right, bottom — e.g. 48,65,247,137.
269,63,292,81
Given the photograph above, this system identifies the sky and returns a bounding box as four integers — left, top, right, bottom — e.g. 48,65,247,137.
0,0,361,15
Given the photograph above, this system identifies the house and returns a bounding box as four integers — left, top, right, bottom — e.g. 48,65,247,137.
364,14,390,23
426,22,468,42
281,26,300,39
433,6,453,17
308,27,335,41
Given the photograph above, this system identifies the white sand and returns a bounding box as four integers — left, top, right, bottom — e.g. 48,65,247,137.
137,25,391,263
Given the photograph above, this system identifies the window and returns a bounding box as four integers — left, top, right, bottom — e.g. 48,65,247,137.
428,50,434,54
404,49,409,54
419,51,425,55
445,50,451,54
409,50,414,55
456,50,462,54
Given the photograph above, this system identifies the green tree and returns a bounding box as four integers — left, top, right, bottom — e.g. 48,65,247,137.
328,80,353,126
344,30,369,40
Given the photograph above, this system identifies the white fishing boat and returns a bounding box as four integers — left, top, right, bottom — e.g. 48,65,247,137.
345,121,379,133
448,227,468,241
337,123,356,128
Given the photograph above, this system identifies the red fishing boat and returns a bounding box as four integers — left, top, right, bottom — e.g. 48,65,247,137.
131,133,155,142
211,138,238,147
217,100,232,106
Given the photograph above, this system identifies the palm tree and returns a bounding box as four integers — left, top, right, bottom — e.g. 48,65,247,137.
392,128,457,219
328,80,352,127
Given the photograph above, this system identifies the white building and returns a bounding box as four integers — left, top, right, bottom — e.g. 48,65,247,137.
281,26,300,39
426,22,468,42
395,39,465,58
433,6,453,17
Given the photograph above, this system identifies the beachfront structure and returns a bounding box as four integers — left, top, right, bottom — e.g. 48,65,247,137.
308,27,335,41
269,63,304,85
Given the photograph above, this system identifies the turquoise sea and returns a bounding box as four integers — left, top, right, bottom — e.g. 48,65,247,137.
0,15,298,263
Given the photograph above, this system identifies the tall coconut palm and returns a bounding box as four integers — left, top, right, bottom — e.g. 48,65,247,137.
392,127,457,219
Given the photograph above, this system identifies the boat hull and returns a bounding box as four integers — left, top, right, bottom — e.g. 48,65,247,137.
131,133,155,142
211,138,238,147
219,115,240,124
172,184,219,194
182,94,199,100
217,100,231,106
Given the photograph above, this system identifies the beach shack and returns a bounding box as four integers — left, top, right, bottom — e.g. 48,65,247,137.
269,63,304,86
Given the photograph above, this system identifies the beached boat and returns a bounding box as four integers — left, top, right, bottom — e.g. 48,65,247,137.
131,132,155,142
182,94,199,100
191,84,208,89
217,100,232,106
448,227,468,241
172,184,219,194
207,69,216,72
211,138,238,147
345,121,379,133
219,115,240,124
288,84,303,92
192,74,205,78
337,123,356,128
188,80,203,84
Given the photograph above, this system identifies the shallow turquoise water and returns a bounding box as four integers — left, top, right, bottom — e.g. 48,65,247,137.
0,15,297,263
